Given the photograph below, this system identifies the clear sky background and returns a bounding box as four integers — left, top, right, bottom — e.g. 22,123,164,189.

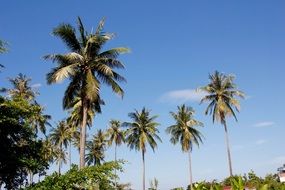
1,1,285,189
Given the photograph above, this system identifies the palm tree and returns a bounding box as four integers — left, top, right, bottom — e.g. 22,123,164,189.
85,129,107,166
49,120,70,174
4,73,37,101
123,108,161,190
106,119,125,188
200,71,244,176
29,102,51,136
45,17,129,168
166,104,203,190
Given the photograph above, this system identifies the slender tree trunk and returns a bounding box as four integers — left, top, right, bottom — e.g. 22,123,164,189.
188,150,193,190
59,160,61,174
79,99,88,169
29,171,33,185
142,151,145,190
59,143,62,174
223,122,233,176
114,144,117,189
69,142,71,169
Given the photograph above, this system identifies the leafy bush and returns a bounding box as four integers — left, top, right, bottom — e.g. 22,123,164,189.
25,161,122,190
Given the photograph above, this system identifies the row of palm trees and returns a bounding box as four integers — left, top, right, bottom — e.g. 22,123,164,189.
0,17,244,189
43,17,244,190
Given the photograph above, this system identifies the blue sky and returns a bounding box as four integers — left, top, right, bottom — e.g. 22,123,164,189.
1,0,285,189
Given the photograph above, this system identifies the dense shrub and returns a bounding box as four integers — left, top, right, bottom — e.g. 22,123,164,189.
25,161,122,190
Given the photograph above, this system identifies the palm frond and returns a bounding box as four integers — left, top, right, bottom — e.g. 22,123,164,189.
53,24,81,52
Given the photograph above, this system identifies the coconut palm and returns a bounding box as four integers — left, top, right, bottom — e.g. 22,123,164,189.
200,71,244,176
123,108,161,190
4,73,37,101
29,102,51,136
49,120,70,174
166,104,203,190
85,129,107,166
45,17,129,168
106,119,125,188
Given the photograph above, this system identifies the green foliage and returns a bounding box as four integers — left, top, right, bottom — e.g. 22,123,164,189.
171,187,184,190
190,172,285,190
0,39,8,53
25,161,122,190
0,96,48,189
166,104,203,152
190,181,222,190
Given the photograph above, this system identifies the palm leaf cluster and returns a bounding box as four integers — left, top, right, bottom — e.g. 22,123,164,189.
124,108,161,154
200,71,244,125
167,104,203,152
86,129,107,166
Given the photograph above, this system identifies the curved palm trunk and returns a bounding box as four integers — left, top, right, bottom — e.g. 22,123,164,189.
79,100,88,169
188,150,193,190
142,151,146,190
223,123,233,176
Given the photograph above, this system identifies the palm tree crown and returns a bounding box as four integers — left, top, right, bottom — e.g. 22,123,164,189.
107,119,125,147
86,129,107,166
124,108,161,153
5,73,38,101
200,71,244,125
45,17,129,168
166,104,203,152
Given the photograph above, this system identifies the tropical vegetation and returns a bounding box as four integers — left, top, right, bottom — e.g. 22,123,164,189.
2,15,283,190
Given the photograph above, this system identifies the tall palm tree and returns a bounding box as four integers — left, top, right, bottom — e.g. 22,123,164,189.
45,17,129,168
49,120,70,174
85,129,107,166
106,119,125,188
200,71,244,176
123,108,161,190
166,104,203,190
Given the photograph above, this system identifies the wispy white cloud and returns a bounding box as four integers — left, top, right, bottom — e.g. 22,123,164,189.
31,83,42,88
253,121,275,128
159,89,207,103
255,139,267,145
